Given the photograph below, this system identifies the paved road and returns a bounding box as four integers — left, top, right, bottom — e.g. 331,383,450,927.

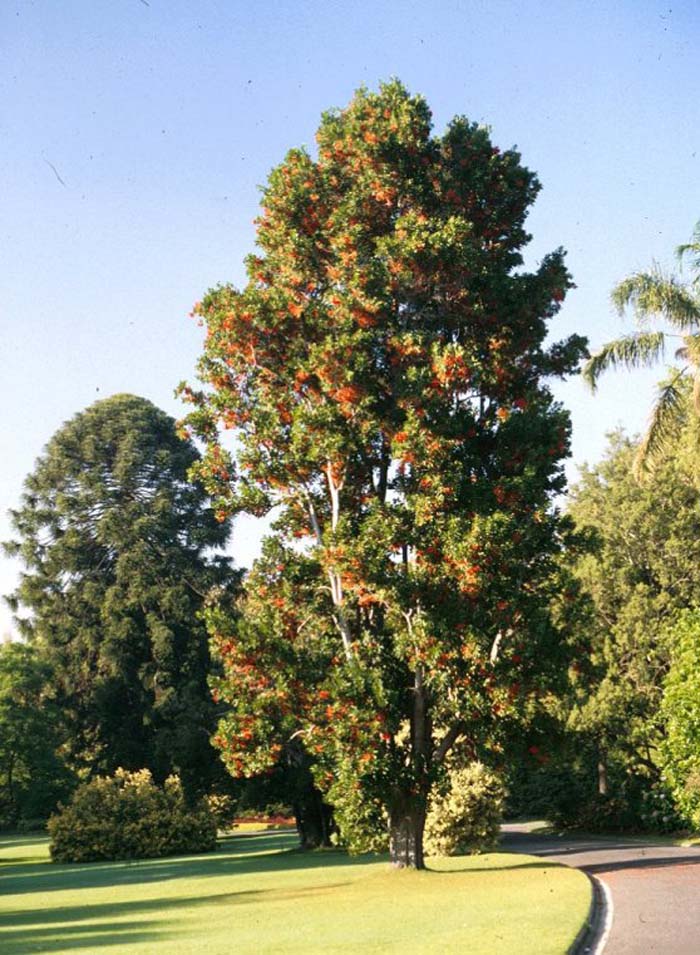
501,823,700,954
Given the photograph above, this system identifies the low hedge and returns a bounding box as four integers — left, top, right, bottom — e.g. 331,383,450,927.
48,768,217,863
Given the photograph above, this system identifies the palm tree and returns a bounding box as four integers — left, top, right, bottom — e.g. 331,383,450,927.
583,221,700,474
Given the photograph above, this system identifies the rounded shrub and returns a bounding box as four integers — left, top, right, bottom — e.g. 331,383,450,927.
47,768,217,863
424,761,506,856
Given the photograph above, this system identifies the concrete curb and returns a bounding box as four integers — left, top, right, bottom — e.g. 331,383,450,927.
568,873,611,955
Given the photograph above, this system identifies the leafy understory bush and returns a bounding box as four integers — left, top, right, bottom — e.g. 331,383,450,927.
639,782,686,834
48,768,217,863
661,610,700,831
205,793,237,829
424,761,506,856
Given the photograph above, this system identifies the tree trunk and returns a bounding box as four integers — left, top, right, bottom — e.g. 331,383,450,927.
597,758,608,796
294,784,336,849
389,802,426,869
386,660,430,869
284,741,336,849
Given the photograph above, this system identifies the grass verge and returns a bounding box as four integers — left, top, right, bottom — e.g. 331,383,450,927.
0,830,590,954
230,821,296,833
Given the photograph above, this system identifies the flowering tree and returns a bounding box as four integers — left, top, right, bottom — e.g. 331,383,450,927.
183,81,586,867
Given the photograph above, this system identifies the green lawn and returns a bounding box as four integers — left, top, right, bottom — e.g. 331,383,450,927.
0,831,590,954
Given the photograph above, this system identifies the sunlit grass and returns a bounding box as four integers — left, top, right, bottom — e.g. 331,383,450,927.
0,831,590,954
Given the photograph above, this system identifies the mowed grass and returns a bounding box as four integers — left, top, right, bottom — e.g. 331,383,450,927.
0,831,590,954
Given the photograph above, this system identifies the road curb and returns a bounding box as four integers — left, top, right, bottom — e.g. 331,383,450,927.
568,873,610,955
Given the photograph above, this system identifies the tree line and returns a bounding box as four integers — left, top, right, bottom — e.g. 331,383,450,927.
4,80,700,865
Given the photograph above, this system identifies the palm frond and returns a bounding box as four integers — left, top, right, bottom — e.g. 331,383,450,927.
683,332,700,368
635,370,689,477
581,331,666,391
676,242,700,272
675,221,700,277
611,269,700,331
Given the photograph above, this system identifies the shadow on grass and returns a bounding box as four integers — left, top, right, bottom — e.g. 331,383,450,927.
0,881,360,934
0,832,383,898
0,918,176,954
0,889,257,929
0,832,581,954
0,837,49,852
426,860,559,874
0,831,372,955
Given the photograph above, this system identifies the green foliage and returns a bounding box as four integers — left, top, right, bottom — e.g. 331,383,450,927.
637,370,689,472
661,609,700,829
424,761,505,855
319,757,389,854
0,642,75,827
5,394,237,798
204,792,237,829
47,768,217,863
638,782,685,834
509,740,667,833
558,424,700,831
185,80,586,866
568,428,700,762
581,331,666,390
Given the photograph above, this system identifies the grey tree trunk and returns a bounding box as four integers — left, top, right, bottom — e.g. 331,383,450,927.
389,803,426,869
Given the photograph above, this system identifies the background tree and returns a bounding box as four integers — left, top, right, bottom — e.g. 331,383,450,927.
583,221,700,473
661,608,700,830
0,641,74,826
209,553,336,848
5,394,235,799
562,421,700,824
184,80,586,867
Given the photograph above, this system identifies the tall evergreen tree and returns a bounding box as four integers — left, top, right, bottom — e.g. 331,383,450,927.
184,81,586,866
5,394,235,797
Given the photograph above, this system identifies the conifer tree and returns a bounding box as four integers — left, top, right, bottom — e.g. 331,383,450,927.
5,394,235,798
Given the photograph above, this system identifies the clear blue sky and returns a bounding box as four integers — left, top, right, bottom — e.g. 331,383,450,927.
2,0,700,636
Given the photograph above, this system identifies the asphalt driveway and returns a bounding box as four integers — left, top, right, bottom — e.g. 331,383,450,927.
501,823,700,954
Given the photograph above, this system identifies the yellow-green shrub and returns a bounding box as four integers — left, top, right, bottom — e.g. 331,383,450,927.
424,761,506,856
48,768,217,863
205,792,237,829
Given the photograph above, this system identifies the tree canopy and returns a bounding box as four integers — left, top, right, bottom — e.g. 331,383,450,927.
0,641,73,825
183,80,586,866
566,422,700,802
5,393,235,798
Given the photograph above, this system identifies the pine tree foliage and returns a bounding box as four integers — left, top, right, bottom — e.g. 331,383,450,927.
4,394,235,796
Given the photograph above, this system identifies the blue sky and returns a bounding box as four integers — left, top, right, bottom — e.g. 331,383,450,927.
2,0,700,635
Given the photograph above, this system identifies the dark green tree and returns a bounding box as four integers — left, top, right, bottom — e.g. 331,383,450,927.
184,81,586,867
0,641,74,826
5,394,235,798
566,422,700,807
